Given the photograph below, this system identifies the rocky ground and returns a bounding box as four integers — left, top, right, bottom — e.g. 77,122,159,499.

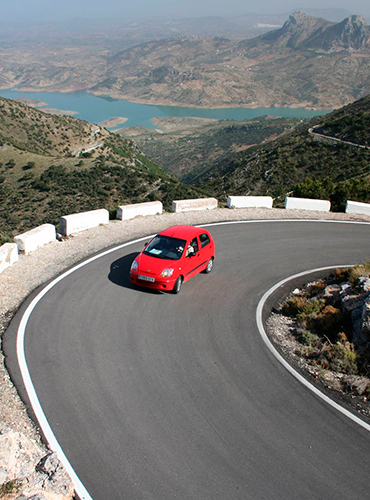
1,207,370,499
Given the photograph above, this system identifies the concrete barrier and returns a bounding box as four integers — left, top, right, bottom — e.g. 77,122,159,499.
172,198,218,213
285,197,331,212
227,196,273,209
117,201,163,221
345,200,370,216
59,209,109,236
0,243,18,274
14,224,56,254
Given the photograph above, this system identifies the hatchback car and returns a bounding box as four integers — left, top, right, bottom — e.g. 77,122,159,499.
130,225,215,293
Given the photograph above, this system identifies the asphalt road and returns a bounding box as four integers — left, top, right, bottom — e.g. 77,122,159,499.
10,221,370,499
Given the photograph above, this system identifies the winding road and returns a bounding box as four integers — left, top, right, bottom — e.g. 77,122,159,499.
7,220,370,500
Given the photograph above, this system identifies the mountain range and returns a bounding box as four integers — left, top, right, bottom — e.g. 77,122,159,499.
93,12,370,109
1,12,369,109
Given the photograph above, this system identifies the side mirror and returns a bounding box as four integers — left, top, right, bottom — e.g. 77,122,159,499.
188,248,196,257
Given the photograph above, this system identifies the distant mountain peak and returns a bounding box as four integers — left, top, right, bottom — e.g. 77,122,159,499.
314,14,370,52
259,11,330,48
257,11,370,53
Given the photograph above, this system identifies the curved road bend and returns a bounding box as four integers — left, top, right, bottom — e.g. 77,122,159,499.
10,221,370,499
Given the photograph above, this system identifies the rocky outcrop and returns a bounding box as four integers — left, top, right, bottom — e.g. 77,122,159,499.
259,12,331,49
361,295,370,340
256,12,370,53
0,426,73,500
305,15,370,52
322,277,370,349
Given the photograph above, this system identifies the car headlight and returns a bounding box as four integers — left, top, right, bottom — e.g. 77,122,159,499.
159,268,174,277
131,260,139,271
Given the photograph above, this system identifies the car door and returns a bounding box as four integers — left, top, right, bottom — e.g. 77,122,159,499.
199,232,213,263
182,235,204,281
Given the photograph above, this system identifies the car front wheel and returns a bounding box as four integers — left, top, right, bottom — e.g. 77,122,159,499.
204,257,214,274
173,276,183,294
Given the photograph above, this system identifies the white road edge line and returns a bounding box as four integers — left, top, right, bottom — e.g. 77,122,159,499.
17,234,156,500
256,266,370,433
16,219,370,499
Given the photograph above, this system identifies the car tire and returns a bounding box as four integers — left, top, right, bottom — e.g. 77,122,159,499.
173,276,183,294
204,257,214,274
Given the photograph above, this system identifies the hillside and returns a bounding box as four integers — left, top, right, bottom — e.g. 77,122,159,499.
118,116,304,183
0,97,204,243
195,95,370,210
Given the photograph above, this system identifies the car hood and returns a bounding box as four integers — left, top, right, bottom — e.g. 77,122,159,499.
136,252,179,276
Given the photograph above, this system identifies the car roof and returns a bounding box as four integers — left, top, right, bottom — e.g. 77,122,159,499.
158,225,207,240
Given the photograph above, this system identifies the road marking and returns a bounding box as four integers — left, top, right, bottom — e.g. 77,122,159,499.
17,234,155,500
256,266,370,433
16,220,370,498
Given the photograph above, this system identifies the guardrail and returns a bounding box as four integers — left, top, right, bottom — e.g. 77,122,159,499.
285,196,331,212
1,196,370,275
227,196,273,209
59,209,109,237
346,200,370,217
0,243,18,274
117,201,163,221
14,224,56,255
171,198,218,212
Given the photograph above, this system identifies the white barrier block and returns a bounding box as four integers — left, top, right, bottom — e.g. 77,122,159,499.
345,200,370,217
14,224,56,254
172,198,218,213
285,197,331,212
227,196,273,209
60,209,109,236
117,201,163,221
0,243,18,274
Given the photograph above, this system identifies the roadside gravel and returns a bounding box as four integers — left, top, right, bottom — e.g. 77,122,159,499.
1,207,370,444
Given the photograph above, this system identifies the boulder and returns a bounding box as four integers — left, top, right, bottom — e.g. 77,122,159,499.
23,452,74,500
341,294,365,312
0,427,73,500
0,426,43,483
323,284,341,305
340,281,352,297
357,277,370,294
361,296,370,340
350,377,370,396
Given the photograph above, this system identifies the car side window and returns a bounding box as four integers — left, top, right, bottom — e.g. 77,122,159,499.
186,237,199,256
199,233,210,249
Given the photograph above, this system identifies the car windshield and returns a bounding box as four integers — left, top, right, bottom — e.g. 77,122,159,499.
144,235,186,261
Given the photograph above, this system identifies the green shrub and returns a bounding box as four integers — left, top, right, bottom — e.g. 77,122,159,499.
282,296,323,318
318,341,358,375
348,262,370,287
299,329,321,348
0,479,22,496
311,306,351,340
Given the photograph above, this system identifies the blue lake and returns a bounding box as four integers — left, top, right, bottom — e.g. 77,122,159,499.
0,89,331,129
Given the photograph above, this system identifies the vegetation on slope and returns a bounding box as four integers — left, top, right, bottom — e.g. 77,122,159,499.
0,98,204,243
120,116,303,183
281,263,370,380
0,97,93,156
314,97,370,146
195,95,370,210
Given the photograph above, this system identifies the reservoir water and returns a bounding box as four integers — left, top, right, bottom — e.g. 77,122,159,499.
0,89,330,129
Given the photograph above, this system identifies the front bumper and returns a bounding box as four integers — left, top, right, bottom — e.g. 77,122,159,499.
129,272,177,291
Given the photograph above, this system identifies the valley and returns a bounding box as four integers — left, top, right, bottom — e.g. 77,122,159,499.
1,13,370,110
118,115,303,182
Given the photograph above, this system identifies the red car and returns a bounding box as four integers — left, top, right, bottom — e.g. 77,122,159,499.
130,225,215,293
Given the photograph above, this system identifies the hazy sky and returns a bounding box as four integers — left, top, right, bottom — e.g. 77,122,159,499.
1,0,369,23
